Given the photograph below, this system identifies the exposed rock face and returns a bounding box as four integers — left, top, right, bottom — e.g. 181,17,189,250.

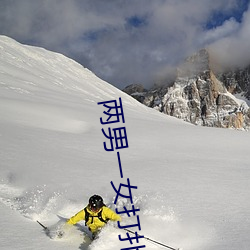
217,66,250,99
123,49,250,130
123,84,147,103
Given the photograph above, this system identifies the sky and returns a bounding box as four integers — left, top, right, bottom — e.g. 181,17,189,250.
0,0,249,89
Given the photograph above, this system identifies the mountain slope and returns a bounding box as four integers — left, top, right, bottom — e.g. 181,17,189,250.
0,36,250,250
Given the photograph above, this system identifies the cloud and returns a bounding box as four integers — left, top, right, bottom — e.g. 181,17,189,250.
0,0,249,89
209,4,250,69
200,18,240,45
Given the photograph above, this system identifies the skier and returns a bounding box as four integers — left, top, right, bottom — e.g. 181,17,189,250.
66,194,121,239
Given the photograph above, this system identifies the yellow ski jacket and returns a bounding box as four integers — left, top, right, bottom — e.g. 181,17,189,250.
67,206,121,233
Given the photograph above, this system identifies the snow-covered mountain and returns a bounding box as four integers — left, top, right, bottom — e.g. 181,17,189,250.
124,49,250,130
1,36,250,250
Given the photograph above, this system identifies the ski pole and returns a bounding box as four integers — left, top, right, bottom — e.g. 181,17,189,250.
124,228,181,250
37,220,49,231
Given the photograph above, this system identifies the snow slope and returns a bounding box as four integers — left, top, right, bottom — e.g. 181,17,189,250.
0,35,250,250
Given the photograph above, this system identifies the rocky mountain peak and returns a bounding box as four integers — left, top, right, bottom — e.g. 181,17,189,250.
123,49,250,130
177,49,210,78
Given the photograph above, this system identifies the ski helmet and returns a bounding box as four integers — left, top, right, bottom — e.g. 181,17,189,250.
89,195,104,211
